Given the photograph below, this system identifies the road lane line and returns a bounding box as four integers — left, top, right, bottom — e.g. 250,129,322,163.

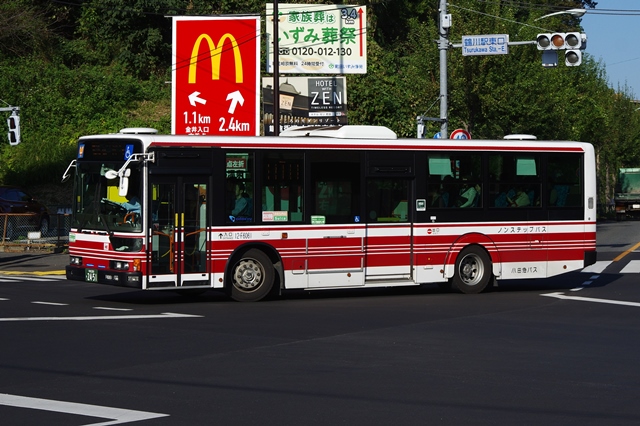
93,307,133,311
32,301,68,306
542,292,640,307
0,312,202,322
0,393,168,425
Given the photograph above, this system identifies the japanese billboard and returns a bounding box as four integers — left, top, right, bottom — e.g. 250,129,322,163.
262,76,348,135
266,4,367,74
172,16,260,136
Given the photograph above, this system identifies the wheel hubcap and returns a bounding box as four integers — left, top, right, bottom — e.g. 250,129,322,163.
460,254,483,286
234,259,263,291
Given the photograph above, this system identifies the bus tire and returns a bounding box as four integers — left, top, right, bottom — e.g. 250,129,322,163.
230,249,274,302
451,245,492,294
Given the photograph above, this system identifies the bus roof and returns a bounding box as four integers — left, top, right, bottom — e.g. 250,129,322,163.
78,126,592,154
279,125,397,139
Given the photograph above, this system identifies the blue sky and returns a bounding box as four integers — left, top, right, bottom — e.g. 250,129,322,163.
581,1,640,99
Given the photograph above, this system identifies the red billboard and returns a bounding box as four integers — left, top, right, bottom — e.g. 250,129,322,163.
172,16,260,136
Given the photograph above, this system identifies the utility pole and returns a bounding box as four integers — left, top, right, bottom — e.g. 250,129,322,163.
438,0,450,138
417,1,450,139
273,0,280,136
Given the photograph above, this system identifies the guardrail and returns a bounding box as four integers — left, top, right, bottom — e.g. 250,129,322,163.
1,213,69,251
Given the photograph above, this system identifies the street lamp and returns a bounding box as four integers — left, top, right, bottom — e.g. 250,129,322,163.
534,8,586,21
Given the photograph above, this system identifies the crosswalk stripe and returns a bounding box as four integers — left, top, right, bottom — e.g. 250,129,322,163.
581,261,611,274
620,260,640,274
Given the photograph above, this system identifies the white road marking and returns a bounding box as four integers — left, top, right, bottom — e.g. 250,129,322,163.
93,307,133,311
0,298,8,301
581,261,611,274
620,260,640,273
0,393,168,425
32,301,68,306
0,312,202,322
542,292,640,308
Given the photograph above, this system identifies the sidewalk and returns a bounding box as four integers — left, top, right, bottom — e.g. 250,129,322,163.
0,251,68,275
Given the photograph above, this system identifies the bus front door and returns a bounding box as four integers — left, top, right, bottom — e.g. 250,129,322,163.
148,177,209,289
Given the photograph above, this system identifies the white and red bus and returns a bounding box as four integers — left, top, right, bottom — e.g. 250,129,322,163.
62,126,597,301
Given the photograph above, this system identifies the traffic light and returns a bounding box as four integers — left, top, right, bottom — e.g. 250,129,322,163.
7,112,20,146
536,32,586,67
564,32,585,66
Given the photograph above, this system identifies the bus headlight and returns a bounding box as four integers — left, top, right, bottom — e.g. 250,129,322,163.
110,260,130,270
70,256,83,266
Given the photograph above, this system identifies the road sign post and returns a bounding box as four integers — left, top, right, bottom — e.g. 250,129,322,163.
172,16,260,136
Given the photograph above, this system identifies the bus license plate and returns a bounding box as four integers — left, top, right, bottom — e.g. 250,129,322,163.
85,269,98,283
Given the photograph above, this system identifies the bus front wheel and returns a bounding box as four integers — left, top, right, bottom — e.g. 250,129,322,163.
230,249,274,302
451,246,492,294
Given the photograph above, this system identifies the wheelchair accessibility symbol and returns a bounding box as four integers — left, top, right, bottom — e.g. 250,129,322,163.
124,144,134,160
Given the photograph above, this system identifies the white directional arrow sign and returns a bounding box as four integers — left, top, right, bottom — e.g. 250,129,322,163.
226,90,244,114
0,393,168,425
188,91,206,106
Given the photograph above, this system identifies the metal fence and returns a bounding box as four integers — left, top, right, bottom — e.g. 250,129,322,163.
0,213,69,251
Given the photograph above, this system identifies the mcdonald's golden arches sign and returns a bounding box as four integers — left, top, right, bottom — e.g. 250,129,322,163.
172,16,260,136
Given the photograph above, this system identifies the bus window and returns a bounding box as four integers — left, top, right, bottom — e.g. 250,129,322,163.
263,152,304,223
226,152,254,224
548,154,582,207
490,154,541,208
427,153,482,208
310,151,360,223
367,179,410,222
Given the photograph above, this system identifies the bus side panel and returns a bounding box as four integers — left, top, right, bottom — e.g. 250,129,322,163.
413,227,451,284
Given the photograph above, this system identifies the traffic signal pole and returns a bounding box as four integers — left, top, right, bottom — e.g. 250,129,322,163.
418,4,585,139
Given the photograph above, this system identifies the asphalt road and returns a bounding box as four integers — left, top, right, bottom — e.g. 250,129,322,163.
1,221,640,425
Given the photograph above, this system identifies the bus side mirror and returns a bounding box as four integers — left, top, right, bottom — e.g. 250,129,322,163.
104,168,130,197
118,169,131,197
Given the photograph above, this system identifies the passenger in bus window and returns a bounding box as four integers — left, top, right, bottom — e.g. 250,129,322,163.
507,187,530,207
494,188,515,207
232,182,252,217
458,182,480,208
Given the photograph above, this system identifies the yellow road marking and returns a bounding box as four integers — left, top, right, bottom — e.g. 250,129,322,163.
613,241,640,262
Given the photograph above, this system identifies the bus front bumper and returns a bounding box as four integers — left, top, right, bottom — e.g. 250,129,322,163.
66,265,143,288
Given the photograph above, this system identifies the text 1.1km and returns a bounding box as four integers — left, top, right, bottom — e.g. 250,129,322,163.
219,117,251,132
184,111,211,124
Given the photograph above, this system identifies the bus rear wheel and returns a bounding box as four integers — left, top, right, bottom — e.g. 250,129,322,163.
451,245,492,294
230,249,274,302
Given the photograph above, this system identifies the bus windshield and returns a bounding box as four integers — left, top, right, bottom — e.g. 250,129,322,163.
72,161,143,233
